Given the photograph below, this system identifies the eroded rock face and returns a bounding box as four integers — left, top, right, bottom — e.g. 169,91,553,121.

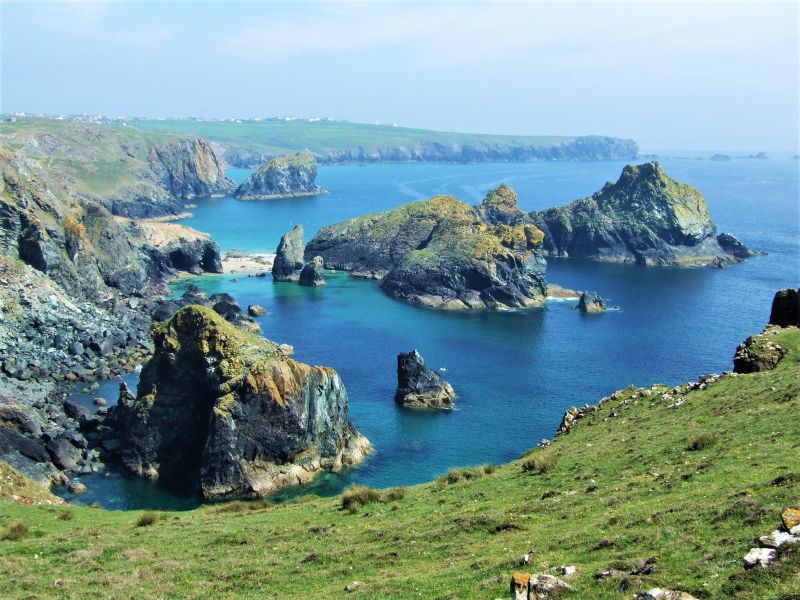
306,189,548,309
578,291,607,314
395,350,455,410
299,256,326,287
234,152,324,200
101,306,369,498
273,225,305,282
529,162,754,267
769,288,800,327
147,139,235,200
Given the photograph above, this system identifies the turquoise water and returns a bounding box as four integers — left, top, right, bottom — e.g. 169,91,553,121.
59,157,799,509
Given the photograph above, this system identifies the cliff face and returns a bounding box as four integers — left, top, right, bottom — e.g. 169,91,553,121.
147,139,235,201
529,162,755,267
221,136,639,167
306,189,547,310
233,152,324,200
103,306,370,498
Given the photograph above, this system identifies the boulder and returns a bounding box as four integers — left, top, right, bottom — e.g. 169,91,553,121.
273,225,305,282
299,256,326,287
743,547,777,568
248,305,267,317
578,291,607,313
100,306,370,499
395,350,455,410
634,590,699,600
733,332,787,373
783,507,800,530
769,288,800,327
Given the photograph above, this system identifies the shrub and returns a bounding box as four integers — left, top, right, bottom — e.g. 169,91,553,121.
482,464,497,475
1,522,29,541
341,486,382,512
383,487,406,502
135,511,158,527
688,432,716,451
439,466,484,486
58,510,75,521
521,449,559,474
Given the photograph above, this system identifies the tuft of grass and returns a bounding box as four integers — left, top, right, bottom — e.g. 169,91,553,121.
687,432,716,451
213,499,271,514
521,449,559,474
58,509,75,521
1,522,29,541
481,464,497,475
341,486,382,512
382,487,406,502
437,466,484,486
135,512,158,528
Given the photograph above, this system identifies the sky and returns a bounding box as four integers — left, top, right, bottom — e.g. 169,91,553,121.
1,1,798,152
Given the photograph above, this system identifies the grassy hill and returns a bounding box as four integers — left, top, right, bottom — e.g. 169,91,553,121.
0,328,798,598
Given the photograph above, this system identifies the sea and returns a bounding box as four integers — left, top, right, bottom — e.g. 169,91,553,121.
58,153,800,509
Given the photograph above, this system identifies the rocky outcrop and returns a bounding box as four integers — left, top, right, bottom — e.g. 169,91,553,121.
221,136,639,167
733,330,788,374
152,285,260,333
273,225,305,281
101,306,370,498
299,256,326,287
147,139,235,200
577,291,607,314
306,189,548,310
234,152,324,200
769,288,799,327
395,350,455,410
529,162,754,267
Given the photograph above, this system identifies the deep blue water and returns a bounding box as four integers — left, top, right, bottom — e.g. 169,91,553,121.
58,156,799,509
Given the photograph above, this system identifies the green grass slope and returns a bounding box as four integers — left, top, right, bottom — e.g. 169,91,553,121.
1,328,798,599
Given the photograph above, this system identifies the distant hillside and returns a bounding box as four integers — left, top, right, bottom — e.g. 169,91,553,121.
130,118,639,166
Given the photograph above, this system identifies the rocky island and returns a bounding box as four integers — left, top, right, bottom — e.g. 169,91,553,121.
529,162,756,266
306,191,548,309
234,152,324,200
100,305,370,499
395,350,455,410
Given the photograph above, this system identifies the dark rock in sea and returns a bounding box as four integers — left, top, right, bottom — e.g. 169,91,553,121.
306,189,547,309
716,233,758,260
769,288,800,327
152,285,259,332
273,225,305,282
147,139,235,200
710,154,732,161
529,161,755,267
578,291,607,314
299,256,326,287
100,305,370,498
746,152,768,160
248,304,267,317
395,350,455,410
234,152,324,200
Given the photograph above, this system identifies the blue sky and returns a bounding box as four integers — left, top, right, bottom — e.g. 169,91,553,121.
1,1,798,151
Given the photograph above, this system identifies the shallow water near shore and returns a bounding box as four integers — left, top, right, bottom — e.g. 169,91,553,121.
58,156,799,509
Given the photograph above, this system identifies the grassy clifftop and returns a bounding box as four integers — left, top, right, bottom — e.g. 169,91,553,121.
0,328,798,598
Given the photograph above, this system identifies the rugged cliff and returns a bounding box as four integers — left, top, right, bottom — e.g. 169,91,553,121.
234,152,324,200
306,190,547,309
147,139,235,201
101,306,370,498
529,162,755,266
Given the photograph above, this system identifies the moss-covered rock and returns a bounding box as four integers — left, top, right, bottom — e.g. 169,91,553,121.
103,305,370,499
306,189,547,309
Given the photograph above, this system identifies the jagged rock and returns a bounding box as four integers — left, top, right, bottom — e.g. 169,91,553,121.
147,139,235,200
307,189,547,309
530,573,573,595
529,162,754,267
758,530,798,549
395,350,455,410
556,404,597,435
273,225,305,282
234,152,324,200
578,291,607,313
100,306,370,499
66,480,87,494
769,288,800,327
298,256,326,287
744,547,777,568
733,331,787,373
248,305,267,317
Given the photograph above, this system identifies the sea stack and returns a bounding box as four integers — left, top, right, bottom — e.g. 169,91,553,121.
395,350,455,410
578,291,607,314
299,256,326,287
272,225,305,281
100,306,370,499
233,152,324,200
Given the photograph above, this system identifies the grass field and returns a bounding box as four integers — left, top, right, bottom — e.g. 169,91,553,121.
1,328,798,598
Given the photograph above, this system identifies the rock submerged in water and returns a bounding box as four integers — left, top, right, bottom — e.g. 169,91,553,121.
299,256,326,287
529,161,755,267
100,305,370,499
306,188,548,310
395,350,455,410
577,291,607,313
273,225,305,282
233,152,324,200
